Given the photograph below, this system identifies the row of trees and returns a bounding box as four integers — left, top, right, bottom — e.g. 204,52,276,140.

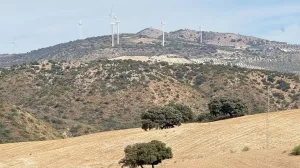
141,98,248,130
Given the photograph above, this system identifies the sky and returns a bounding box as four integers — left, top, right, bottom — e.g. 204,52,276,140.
1,0,300,54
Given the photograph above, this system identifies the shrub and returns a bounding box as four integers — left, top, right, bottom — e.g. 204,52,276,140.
208,97,248,118
242,146,249,152
31,61,39,65
273,92,285,100
276,80,290,92
291,144,300,155
267,76,275,83
194,75,207,86
119,140,172,168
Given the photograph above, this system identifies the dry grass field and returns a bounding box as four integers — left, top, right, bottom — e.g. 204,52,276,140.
0,110,300,168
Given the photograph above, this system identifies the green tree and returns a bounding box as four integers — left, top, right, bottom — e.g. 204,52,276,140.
167,103,194,122
119,140,173,168
141,106,182,131
208,97,248,117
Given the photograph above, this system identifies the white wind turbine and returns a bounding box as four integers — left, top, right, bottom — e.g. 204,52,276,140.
199,25,203,44
78,20,83,39
11,37,16,54
161,21,166,46
114,15,121,45
109,6,116,47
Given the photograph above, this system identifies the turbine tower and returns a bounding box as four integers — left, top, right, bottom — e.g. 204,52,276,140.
114,16,121,45
78,20,83,39
199,25,203,44
11,37,16,54
111,22,115,47
161,21,165,47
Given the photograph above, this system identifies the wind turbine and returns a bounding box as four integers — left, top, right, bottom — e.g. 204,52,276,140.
199,25,203,44
78,20,83,39
161,21,166,47
114,15,121,45
11,37,16,54
109,6,116,47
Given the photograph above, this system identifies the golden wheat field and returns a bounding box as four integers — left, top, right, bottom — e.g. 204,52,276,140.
1,110,300,168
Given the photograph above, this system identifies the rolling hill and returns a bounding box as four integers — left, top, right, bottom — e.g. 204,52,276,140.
0,110,299,168
1,59,300,142
0,104,61,144
1,28,300,73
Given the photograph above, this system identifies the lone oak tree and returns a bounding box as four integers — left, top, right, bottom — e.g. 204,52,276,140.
141,106,182,131
119,140,173,168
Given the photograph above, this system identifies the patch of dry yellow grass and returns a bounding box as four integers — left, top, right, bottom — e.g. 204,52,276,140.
0,110,300,168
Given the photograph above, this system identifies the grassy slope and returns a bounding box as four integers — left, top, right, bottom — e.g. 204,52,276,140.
0,110,299,167
0,104,61,144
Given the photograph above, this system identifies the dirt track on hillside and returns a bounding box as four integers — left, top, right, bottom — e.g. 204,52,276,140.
0,110,300,168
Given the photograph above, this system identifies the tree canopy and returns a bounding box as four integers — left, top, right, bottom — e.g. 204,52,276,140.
141,106,182,131
208,97,248,117
141,103,194,131
167,103,194,122
119,140,173,168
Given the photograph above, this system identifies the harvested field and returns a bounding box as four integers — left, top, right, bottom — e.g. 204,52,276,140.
0,110,300,168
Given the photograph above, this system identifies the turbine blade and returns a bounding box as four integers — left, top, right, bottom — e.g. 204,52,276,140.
111,5,114,13
110,5,114,16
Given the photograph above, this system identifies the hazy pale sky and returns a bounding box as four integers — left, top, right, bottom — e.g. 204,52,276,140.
1,0,300,54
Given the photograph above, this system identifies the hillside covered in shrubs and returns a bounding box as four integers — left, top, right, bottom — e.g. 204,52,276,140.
0,59,300,143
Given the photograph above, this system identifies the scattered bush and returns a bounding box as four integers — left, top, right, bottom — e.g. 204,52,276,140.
119,140,172,168
291,144,300,155
194,75,207,86
276,80,290,92
267,76,275,83
273,92,285,100
242,146,249,152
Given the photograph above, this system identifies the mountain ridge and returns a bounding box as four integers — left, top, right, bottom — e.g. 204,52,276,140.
1,28,300,73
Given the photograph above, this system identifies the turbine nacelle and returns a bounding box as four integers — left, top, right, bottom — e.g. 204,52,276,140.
110,13,115,18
